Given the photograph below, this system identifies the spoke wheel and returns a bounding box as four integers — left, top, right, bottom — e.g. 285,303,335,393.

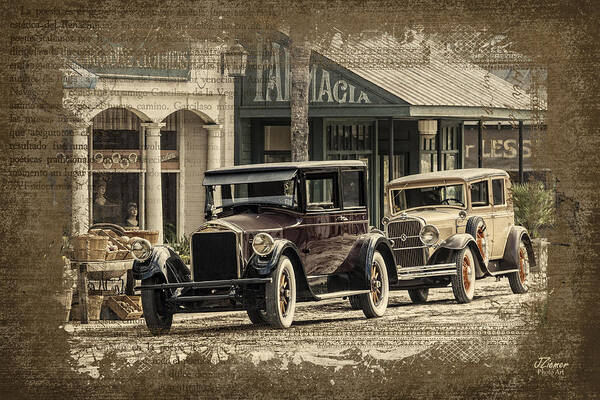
451,247,476,303
265,256,296,329
508,239,530,294
358,250,389,318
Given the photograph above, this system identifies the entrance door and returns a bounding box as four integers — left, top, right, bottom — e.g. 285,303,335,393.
324,120,377,225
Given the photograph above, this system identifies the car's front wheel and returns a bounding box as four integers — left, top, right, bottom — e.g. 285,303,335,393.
357,250,389,318
408,288,429,303
450,247,476,303
141,276,173,335
265,256,296,329
508,239,530,294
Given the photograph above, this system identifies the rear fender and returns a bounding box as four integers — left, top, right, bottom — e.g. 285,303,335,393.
132,246,192,283
501,226,537,271
346,232,396,288
431,234,488,278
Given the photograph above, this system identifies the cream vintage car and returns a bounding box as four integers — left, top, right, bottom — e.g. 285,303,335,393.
379,168,536,304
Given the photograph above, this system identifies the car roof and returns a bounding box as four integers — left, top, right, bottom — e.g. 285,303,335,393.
205,160,366,176
387,168,509,187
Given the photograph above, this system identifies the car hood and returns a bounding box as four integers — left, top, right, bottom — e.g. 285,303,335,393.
398,207,464,225
217,211,301,234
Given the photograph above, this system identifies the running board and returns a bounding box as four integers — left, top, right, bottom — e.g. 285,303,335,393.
315,289,370,300
397,269,457,280
489,269,519,276
397,263,455,274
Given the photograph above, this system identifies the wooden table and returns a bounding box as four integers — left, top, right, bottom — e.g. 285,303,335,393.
70,260,134,323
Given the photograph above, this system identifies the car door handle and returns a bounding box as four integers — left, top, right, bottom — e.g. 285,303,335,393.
336,216,349,222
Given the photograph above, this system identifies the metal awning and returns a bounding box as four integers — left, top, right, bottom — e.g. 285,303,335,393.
203,169,297,186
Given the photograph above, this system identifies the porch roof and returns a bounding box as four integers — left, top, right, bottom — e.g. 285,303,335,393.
317,33,546,120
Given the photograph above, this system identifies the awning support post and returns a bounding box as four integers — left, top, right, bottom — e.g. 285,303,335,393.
388,117,394,180
477,120,483,168
518,120,524,183
436,119,442,171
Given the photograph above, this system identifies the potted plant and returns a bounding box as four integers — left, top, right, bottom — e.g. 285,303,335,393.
510,181,554,277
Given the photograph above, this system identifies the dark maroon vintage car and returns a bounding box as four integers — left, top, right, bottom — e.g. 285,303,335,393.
131,161,395,333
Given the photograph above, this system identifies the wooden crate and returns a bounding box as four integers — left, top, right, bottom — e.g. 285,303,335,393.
107,295,143,320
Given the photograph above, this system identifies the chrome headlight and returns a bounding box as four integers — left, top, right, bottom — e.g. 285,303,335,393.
130,237,153,262
419,225,440,246
252,232,275,256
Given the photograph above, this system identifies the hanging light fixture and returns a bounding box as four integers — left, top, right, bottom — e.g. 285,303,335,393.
223,42,248,77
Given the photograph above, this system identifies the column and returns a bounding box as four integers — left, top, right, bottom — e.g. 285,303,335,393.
205,124,223,170
143,122,165,244
71,122,90,236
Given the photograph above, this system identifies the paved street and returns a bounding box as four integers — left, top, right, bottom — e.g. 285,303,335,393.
66,276,546,379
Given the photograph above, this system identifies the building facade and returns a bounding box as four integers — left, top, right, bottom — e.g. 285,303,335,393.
234,33,543,225
64,33,544,239
63,42,235,241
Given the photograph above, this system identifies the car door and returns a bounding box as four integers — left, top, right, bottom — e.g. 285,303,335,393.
490,177,514,259
339,168,369,266
300,170,345,278
468,178,495,250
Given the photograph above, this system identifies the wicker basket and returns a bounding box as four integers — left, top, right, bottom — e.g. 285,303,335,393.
71,235,108,261
127,230,159,245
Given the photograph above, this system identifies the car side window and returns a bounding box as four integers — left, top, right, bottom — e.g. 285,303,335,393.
341,170,365,208
492,178,505,206
470,180,489,207
305,173,338,211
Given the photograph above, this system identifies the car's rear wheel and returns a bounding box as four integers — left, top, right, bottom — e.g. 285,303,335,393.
141,276,173,335
408,288,429,303
466,216,489,267
265,256,296,329
508,240,530,294
246,308,268,325
358,251,389,318
451,247,476,303
348,295,361,309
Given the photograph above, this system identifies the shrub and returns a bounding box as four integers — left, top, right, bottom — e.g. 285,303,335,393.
164,223,190,265
511,181,555,238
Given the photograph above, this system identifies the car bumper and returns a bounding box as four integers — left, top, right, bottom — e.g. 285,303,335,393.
134,277,272,291
396,263,456,280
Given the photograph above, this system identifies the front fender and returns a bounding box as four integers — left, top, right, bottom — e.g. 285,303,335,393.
132,246,192,283
431,233,488,277
247,239,302,276
438,233,475,250
247,239,313,300
501,226,537,272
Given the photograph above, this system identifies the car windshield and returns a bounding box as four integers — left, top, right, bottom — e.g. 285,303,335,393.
391,183,465,212
207,179,297,211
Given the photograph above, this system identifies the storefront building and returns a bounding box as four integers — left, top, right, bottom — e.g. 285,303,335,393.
63,43,235,241
63,34,544,239
234,33,544,225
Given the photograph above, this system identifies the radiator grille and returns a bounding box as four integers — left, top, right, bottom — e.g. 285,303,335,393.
387,219,426,268
191,231,239,281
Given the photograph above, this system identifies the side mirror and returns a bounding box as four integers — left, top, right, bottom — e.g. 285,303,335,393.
459,210,467,219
